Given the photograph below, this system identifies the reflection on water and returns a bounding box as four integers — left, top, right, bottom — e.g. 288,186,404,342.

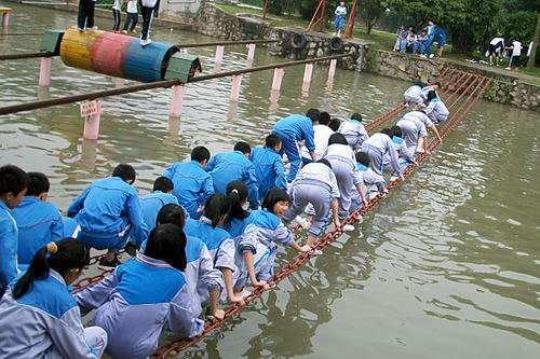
1,4,539,359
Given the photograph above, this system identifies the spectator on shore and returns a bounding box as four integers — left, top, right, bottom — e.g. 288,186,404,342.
334,1,347,37
487,36,505,66
506,40,523,70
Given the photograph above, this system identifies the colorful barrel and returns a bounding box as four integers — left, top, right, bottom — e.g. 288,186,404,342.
60,27,101,72
123,41,178,83
91,32,134,78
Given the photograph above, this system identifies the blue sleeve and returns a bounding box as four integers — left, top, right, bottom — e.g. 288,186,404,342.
51,208,64,241
273,157,287,190
67,187,90,218
202,174,215,203
303,122,316,153
126,194,150,246
244,163,260,209
0,218,18,285
162,164,175,179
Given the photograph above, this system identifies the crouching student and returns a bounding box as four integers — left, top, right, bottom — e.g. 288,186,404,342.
361,128,404,180
185,194,245,306
338,113,369,151
403,81,427,107
237,189,311,291
156,204,224,320
300,111,334,165
383,126,417,177
163,146,214,220
75,225,203,359
423,90,449,123
324,133,366,229
207,141,259,210
272,109,320,181
140,177,181,233
282,160,341,247
397,110,442,155
0,238,108,358
224,181,252,239
251,134,287,202
67,164,149,268
0,165,29,295
13,172,64,265
354,152,387,202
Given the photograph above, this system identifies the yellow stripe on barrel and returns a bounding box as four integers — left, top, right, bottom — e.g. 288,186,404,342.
60,27,101,72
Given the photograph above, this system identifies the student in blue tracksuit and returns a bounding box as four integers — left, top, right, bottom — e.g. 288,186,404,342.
185,194,245,306
251,134,287,202
67,164,149,268
156,204,224,320
163,146,214,219
75,225,203,359
224,181,252,239
207,142,259,210
272,109,320,182
0,238,108,358
138,176,182,246
0,165,29,296
13,172,64,265
236,189,310,291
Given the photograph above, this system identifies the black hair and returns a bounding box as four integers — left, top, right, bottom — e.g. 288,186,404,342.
265,134,281,149
351,113,363,122
328,118,341,132
319,111,331,126
234,141,251,155
426,90,438,102
262,188,290,213
26,172,50,197
226,181,249,220
391,125,403,138
112,164,136,183
156,203,186,229
355,152,370,167
317,158,333,169
145,224,187,271
306,108,321,123
413,80,427,88
381,128,393,137
203,194,231,227
153,176,174,193
12,238,89,299
328,133,348,146
191,146,211,163
0,165,29,197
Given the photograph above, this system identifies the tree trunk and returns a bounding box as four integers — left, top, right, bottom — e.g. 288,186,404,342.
527,12,540,68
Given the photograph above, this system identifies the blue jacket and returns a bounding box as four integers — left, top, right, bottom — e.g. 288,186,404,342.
163,161,214,219
140,191,179,228
272,114,316,152
75,254,204,359
207,151,259,209
12,197,64,265
251,146,287,202
67,177,149,250
0,201,18,289
0,270,100,358
223,214,251,239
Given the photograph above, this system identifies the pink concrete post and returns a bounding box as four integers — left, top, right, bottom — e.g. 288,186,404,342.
169,85,185,117
38,57,52,87
82,100,102,140
246,43,256,62
215,45,225,64
230,74,242,102
302,63,314,93
327,59,337,83
2,12,10,30
271,68,285,92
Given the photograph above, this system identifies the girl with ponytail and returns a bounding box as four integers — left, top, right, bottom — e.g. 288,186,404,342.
224,181,252,238
0,238,108,358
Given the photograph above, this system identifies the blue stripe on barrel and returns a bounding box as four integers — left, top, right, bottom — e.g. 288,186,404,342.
123,41,178,82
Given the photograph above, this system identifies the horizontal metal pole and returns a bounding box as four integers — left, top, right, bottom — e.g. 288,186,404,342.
0,54,352,116
176,39,280,49
0,52,51,60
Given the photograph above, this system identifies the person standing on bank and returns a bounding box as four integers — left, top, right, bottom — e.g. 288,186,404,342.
122,0,139,33
334,1,347,37
140,0,160,46
112,0,122,32
77,0,96,31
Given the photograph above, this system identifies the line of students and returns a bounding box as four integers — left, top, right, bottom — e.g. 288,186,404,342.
0,95,447,358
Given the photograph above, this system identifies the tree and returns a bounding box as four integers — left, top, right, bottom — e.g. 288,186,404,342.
529,12,540,67
359,0,387,34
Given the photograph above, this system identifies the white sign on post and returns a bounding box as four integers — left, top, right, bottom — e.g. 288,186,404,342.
80,100,101,118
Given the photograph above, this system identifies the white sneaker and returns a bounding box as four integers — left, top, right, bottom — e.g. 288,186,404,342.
294,216,310,230
304,203,315,216
342,224,355,232
429,54,435,59
420,54,427,58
